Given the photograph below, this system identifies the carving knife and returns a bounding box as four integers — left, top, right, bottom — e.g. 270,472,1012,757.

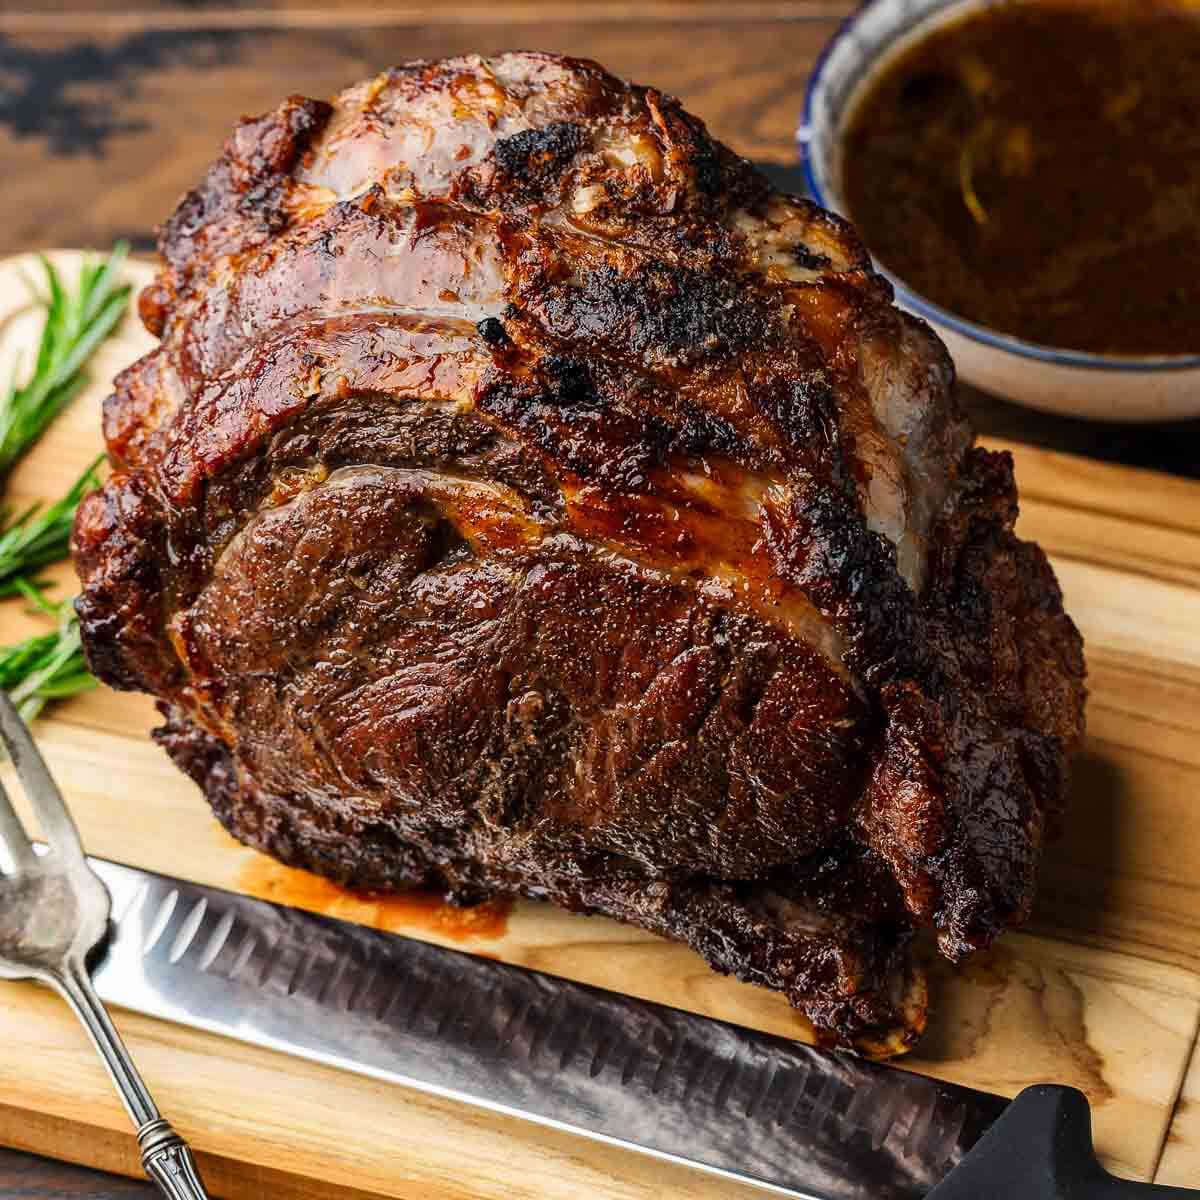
79,858,1194,1199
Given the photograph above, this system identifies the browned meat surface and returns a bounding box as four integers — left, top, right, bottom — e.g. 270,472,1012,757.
72,52,1086,1054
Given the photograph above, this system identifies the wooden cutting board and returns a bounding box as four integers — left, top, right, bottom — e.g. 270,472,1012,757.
1,252,1198,1197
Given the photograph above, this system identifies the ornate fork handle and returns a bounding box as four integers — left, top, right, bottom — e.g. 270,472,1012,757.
137,1120,210,1199
51,957,212,1199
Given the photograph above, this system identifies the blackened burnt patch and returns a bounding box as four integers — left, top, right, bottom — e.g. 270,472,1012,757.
758,371,856,494
763,480,918,688
493,121,588,192
794,247,833,271
476,316,510,347
476,365,666,488
537,355,596,407
665,405,746,460
771,372,840,452
529,262,772,369
689,127,723,195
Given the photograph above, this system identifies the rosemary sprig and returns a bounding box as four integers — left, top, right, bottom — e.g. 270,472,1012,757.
0,244,131,480
0,459,102,598
0,245,129,721
0,581,95,724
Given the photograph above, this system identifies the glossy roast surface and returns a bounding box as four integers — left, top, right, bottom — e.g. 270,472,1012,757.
843,0,1200,357
71,52,1086,1055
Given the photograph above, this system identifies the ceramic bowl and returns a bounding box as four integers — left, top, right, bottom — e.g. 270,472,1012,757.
798,0,1200,423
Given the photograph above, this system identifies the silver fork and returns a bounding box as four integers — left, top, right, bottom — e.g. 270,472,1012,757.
0,692,212,1199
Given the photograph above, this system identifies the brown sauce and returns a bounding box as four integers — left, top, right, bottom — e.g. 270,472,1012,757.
842,0,1200,356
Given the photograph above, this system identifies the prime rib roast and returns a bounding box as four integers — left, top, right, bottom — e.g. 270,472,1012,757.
72,52,1086,1054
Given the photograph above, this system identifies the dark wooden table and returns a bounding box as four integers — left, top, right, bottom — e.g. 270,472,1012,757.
0,2,1196,1195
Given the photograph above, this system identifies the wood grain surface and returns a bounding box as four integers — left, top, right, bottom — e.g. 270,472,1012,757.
1162,1048,1200,1188
2,251,1200,1197
0,4,1198,1195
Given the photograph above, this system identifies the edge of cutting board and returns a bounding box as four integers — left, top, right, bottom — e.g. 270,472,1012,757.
2,251,1200,1195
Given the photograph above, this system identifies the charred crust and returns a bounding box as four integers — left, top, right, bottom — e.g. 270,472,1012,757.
476,368,658,488
72,476,181,694
163,95,332,261
151,95,333,328
793,246,833,271
536,355,596,407
682,120,723,195
475,316,510,347
664,405,747,460
763,479,918,687
754,369,856,490
492,121,589,192
857,448,1086,950
524,261,775,369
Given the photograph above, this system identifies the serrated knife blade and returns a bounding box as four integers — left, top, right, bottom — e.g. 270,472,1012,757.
85,858,1008,1199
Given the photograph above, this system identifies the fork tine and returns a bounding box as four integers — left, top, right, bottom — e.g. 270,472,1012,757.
0,772,37,872
0,692,84,861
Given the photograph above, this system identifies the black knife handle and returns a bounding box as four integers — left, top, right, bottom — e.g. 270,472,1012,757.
927,1085,1197,1198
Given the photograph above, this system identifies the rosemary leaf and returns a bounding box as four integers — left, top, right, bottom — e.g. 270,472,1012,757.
0,459,103,598
0,581,95,724
0,244,129,723
0,244,131,480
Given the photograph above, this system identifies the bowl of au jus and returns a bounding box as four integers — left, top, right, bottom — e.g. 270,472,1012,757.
800,0,1200,421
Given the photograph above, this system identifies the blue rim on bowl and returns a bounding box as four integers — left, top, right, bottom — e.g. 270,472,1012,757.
797,0,1200,375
